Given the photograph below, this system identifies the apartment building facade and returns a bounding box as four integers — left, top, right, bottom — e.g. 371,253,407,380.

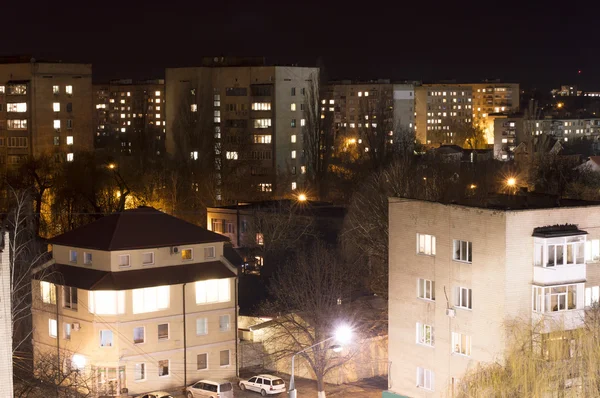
323,80,415,157
0,57,93,168
32,207,239,396
166,57,318,199
494,116,600,160
94,79,165,156
414,85,473,146
386,197,600,397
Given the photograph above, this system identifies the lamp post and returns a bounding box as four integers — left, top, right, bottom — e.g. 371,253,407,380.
288,325,352,398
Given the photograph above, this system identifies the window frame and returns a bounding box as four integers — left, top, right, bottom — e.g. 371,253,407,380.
204,246,216,259
197,353,208,371
40,281,57,305
99,329,113,347
142,252,155,266
118,254,131,268
219,349,230,367
49,319,57,339
451,332,472,356
416,323,434,347
196,317,208,336
181,248,193,261
416,233,436,256
417,367,434,391
69,250,78,263
62,286,78,310
452,239,472,263
158,359,170,377
455,287,472,310
195,279,231,304
64,322,71,340
157,323,170,341
133,326,145,345
134,363,146,381
417,278,435,301
83,252,92,265
219,314,231,332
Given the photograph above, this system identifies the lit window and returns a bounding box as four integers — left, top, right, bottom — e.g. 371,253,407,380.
158,324,169,340
142,252,154,265
291,135,296,143
181,249,193,260
191,104,197,112
197,353,208,370
585,286,600,307
417,367,434,390
417,233,436,255
291,150,296,159
121,128,126,133
300,118,305,126
135,363,146,381
219,314,231,332
253,135,272,144
49,319,57,338
291,103,296,111
65,85,73,95
64,323,71,340
418,278,435,300
120,99,125,104
586,239,600,262
133,286,170,314
88,291,125,315
301,166,306,174
40,281,56,304
155,98,160,103
190,151,198,160
53,85,59,94
358,92,363,97
196,318,208,335
291,119,297,127
451,332,471,356
119,254,130,268
252,102,271,110
54,120,61,130
226,151,238,160
254,119,272,128
195,279,231,304
155,91,161,97
66,136,73,145
532,285,579,312
7,103,27,112
220,350,230,367
133,326,145,344
416,323,434,346
100,330,113,347
291,182,297,190
256,233,264,245
62,286,78,310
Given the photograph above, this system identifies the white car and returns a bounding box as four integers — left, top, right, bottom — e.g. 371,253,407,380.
136,392,174,398
186,379,234,398
239,374,286,396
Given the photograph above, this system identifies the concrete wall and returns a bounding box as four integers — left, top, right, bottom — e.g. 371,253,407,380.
0,232,13,396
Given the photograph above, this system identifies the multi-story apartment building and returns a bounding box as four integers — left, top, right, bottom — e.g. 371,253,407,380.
166,57,318,200
323,80,415,156
469,82,519,144
32,207,239,396
0,56,93,168
94,79,165,156
386,196,600,398
494,116,600,159
414,85,473,146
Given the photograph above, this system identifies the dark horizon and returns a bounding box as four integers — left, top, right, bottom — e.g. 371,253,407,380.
2,1,597,91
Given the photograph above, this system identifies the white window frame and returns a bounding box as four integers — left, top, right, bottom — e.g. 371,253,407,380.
532,284,580,313
585,286,600,307
417,278,435,301
40,281,56,304
64,322,71,340
158,359,170,377
586,239,600,262
100,330,113,347
181,248,193,261
118,254,130,268
83,252,92,265
417,367,434,391
204,246,216,259
455,287,472,310
69,250,77,263
219,349,231,367
88,291,126,315
62,286,78,310
134,363,146,381
417,233,436,256
132,286,170,314
133,326,145,344
196,317,208,336
416,323,434,346
452,240,472,263
219,314,231,332
49,319,57,339
197,353,208,371
536,236,586,268
158,323,170,341
195,279,231,304
451,332,472,356
142,252,155,265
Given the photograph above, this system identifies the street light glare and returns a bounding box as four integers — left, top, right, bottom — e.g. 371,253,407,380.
506,177,516,187
297,193,307,202
334,325,353,345
108,163,116,169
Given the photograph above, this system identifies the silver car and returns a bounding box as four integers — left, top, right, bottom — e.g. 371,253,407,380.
186,379,234,398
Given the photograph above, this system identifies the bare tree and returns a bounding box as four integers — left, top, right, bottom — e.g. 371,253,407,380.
356,89,395,170
451,119,488,149
303,73,334,200
262,242,360,398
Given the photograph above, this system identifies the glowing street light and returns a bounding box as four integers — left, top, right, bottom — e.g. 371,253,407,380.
297,193,307,202
108,163,116,169
289,325,353,398
506,177,516,187
469,184,477,189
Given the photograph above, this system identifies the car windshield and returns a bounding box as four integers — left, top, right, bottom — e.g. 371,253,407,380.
272,379,285,385
220,382,233,391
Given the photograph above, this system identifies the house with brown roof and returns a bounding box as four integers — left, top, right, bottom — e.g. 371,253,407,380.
32,207,241,397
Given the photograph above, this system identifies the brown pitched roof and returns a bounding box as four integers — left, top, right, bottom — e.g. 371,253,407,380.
48,207,228,251
33,261,235,291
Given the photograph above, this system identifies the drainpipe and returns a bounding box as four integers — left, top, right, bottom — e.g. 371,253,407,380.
183,283,187,387
236,201,241,249
56,289,60,398
235,276,239,378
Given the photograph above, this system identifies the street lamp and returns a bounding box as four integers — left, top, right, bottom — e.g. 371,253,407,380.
506,177,516,187
297,193,307,202
108,163,116,169
288,325,353,398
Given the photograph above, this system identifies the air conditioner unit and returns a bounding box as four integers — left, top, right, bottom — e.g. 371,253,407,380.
170,246,179,255
72,323,80,331
446,308,456,318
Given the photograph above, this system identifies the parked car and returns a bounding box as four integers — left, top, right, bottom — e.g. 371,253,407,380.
239,374,286,396
136,392,174,398
186,379,234,398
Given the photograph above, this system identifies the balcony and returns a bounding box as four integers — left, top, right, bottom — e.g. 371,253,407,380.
533,264,586,285
532,309,584,333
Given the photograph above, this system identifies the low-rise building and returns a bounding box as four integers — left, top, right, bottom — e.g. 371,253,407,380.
386,195,600,397
32,207,240,396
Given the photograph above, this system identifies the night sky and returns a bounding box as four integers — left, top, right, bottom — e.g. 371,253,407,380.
3,1,596,90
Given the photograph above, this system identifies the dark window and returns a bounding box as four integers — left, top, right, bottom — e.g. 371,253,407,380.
273,379,285,385
291,87,296,96
256,378,263,384
225,87,248,96
225,119,248,128
66,103,72,112
251,85,273,97
249,377,257,383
